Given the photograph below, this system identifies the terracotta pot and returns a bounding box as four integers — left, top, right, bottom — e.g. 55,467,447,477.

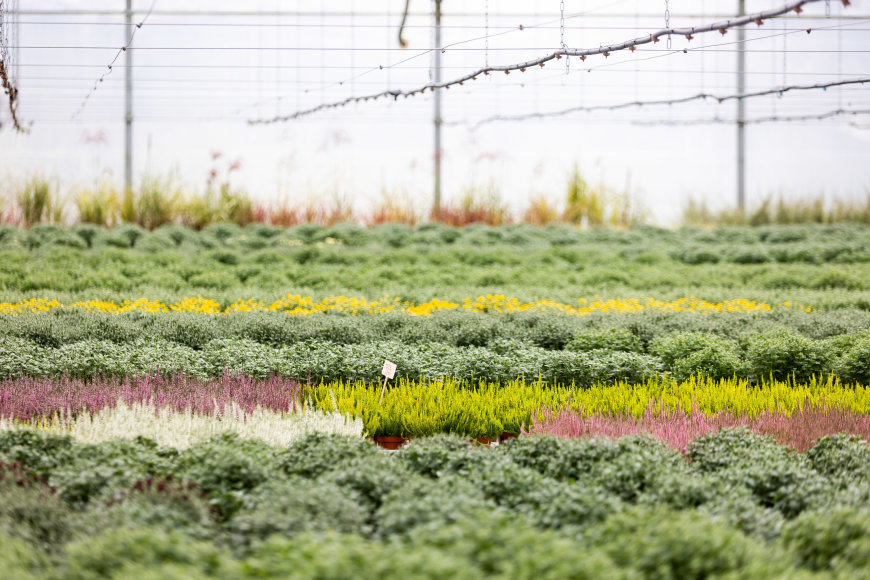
374,435,408,450
498,432,518,444
473,437,493,447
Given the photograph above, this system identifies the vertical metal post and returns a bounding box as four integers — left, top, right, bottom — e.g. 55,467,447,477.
124,0,133,193
736,0,746,213
433,0,442,218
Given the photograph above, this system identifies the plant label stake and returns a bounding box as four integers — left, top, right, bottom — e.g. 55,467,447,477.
380,360,397,405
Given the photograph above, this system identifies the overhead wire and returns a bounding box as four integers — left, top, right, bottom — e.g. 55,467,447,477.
247,0,849,125
456,77,870,129
631,108,870,126
70,0,158,121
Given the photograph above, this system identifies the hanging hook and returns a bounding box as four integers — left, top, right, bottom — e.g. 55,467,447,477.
398,0,412,48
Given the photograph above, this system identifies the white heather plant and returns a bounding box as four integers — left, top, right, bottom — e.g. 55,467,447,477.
0,400,363,448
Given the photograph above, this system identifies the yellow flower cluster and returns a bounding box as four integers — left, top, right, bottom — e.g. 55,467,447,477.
0,298,60,315
169,296,222,314
462,295,774,316
68,298,169,314
0,294,782,317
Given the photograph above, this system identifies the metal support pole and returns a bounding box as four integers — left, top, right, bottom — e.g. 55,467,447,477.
736,0,746,213
433,0,442,218
124,0,133,193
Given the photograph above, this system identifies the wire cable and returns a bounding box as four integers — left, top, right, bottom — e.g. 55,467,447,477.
248,0,845,125
456,77,869,129
631,108,870,126
70,0,157,121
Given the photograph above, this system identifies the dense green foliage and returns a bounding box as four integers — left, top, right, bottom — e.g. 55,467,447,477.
2,430,870,578
3,223,870,576
1,223,870,304
2,325,868,384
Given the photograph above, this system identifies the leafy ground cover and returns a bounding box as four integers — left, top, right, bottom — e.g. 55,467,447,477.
2,222,870,576
2,430,870,578
1,223,869,305
1,329,867,384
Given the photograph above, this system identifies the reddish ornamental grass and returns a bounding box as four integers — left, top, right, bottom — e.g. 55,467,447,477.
524,401,870,452
0,372,303,421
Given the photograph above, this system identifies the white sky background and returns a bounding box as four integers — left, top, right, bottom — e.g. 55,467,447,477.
1,0,869,224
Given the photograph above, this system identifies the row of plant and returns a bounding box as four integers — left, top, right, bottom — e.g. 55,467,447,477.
3,305,869,348
3,242,869,299
4,373,870,440
1,330,867,384
3,430,870,578
6,221,870,250
0,295,778,317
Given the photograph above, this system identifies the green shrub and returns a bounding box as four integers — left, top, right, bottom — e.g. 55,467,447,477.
277,433,377,479
687,428,791,474
697,489,786,542
80,476,218,543
50,437,176,508
672,245,720,264
498,435,570,479
240,531,481,580
202,338,279,379
744,329,834,382
398,434,485,478
686,429,827,518
780,508,870,572
0,463,73,551
722,458,829,519
520,479,623,531
0,337,52,378
175,433,279,520
228,479,367,550
0,430,75,477
463,455,547,509
727,245,771,264
318,454,416,514
146,313,221,349
0,533,48,580
375,476,494,537
404,512,626,580
585,507,791,579
63,526,234,580
567,328,642,353
835,337,870,385
805,433,870,484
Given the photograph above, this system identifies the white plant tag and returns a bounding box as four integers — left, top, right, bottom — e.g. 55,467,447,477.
382,360,397,379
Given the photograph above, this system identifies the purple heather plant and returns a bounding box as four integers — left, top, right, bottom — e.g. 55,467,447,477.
524,401,870,452
0,372,303,422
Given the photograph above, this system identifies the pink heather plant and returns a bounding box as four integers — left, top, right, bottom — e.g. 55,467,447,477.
0,372,303,421
524,401,870,452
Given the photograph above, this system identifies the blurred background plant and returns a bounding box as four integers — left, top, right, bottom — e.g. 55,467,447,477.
683,193,870,227
181,152,252,229
14,175,58,227
74,180,120,227
6,163,870,230
435,182,511,226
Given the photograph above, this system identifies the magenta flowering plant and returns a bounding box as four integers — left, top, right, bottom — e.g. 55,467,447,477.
0,371,302,422
525,401,870,453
